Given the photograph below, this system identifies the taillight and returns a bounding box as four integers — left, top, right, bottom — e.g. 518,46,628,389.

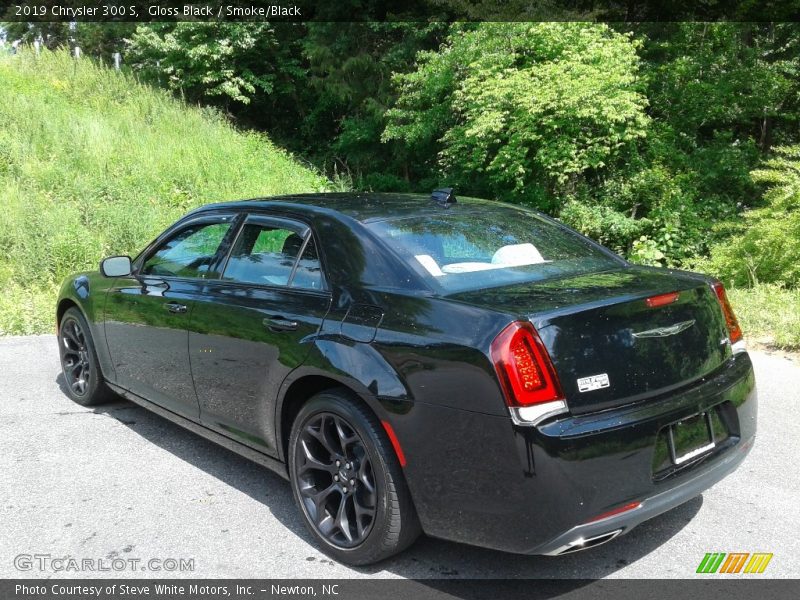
711,282,743,344
490,321,564,407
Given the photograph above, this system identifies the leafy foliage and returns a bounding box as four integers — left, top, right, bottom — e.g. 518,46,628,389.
698,146,800,287
558,200,646,256
751,145,800,208
565,23,797,268
126,23,295,106
384,23,649,208
295,22,448,186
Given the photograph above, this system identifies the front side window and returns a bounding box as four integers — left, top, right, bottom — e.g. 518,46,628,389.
141,221,231,279
366,207,622,293
222,221,323,289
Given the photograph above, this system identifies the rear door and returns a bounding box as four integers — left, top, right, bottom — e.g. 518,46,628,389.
104,213,238,418
188,214,331,454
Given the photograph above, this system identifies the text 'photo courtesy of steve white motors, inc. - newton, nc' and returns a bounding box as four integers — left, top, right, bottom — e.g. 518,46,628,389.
14,583,342,597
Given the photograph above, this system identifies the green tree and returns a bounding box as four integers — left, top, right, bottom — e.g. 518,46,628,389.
383,23,649,209
2,22,70,49
700,145,800,287
1,22,133,58
752,145,800,207
563,23,800,267
126,23,299,107
296,22,448,189
640,23,795,152
74,23,136,62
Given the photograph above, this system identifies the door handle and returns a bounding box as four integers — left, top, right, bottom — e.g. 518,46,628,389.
165,302,188,314
264,316,298,332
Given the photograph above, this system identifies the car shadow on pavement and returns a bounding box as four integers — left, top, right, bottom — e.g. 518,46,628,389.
56,376,702,584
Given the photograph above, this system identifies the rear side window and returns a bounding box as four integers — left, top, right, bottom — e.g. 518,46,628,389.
367,208,622,293
222,222,323,290
291,237,324,290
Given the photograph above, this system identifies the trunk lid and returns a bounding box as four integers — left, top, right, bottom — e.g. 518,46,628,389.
451,267,732,414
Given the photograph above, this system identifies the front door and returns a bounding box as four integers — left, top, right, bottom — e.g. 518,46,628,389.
188,215,331,453
104,214,237,418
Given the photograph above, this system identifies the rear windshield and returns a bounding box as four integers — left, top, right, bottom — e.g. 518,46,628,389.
366,207,623,293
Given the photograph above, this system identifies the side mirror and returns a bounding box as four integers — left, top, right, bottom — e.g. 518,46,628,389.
100,256,132,278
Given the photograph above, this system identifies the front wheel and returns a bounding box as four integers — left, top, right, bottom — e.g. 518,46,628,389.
288,390,420,565
58,307,114,406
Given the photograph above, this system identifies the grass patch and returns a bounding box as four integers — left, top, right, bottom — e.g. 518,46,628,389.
0,49,329,335
728,284,800,350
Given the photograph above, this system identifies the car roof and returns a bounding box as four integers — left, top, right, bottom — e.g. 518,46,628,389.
192,192,502,224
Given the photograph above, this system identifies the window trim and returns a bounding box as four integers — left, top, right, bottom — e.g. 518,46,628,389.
286,231,314,288
133,212,242,281
217,213,328,293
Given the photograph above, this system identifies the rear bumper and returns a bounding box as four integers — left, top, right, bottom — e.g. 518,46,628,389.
394,351,757,555
534,430,753,555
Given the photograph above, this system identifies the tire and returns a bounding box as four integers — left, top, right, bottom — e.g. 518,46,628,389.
288,389,421,565
58,307,115,407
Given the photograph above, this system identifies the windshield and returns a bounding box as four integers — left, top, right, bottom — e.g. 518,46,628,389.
366,207,623,293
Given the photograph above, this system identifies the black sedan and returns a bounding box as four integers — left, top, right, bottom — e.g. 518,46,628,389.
56,191,756,565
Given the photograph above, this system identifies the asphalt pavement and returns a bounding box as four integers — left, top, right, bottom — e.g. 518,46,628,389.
0,335,797,579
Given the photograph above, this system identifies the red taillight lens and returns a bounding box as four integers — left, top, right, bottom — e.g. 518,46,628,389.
711,282,743,344
490,321,564,406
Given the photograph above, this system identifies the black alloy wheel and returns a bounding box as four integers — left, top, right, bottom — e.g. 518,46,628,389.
288,390,420,565
61,317,91,397
58,307,113,406
295,412,377,547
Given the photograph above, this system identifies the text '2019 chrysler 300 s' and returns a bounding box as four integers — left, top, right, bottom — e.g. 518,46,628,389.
56,191,756,565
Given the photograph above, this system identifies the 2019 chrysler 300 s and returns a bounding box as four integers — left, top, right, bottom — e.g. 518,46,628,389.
56,191,756,565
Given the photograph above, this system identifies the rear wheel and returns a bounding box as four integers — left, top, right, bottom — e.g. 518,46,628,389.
288,390,420,565
58,307,114,406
